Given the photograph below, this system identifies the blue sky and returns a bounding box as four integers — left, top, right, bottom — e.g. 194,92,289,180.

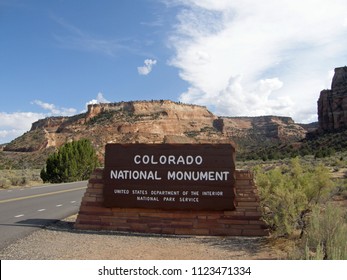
1,0,347,144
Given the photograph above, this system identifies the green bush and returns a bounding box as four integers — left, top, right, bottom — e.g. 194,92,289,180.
40,139,99,183
254,158,334,237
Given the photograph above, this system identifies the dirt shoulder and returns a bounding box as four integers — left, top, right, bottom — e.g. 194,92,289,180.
0,215,290,260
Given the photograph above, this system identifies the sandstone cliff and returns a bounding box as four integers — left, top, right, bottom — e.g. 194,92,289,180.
318,66,347,132
3,100,309,163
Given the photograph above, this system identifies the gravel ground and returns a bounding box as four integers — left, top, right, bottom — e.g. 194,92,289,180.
0,215,289,260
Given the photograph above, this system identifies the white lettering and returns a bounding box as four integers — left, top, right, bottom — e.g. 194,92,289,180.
176,156,185,165
195,155,203,165
167,171,230,181
110,170,117,179
114,189,129,194
132,155,203,165
186,155,194,165
137,196,159,201
134,155,141,164
168,155,175,164
159,155,167,164
109,170,162,180
179,197,199,203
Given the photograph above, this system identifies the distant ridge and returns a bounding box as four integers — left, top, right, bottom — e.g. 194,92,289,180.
2,100,311,167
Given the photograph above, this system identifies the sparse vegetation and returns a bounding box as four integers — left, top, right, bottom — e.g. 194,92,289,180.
86,110,116,125
302,204,347,259
253,157,347,259
239,130,347,161
0,169,42,188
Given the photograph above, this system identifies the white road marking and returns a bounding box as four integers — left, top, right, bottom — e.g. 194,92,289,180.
70,201,76,203
14,214,24,218
56,204,63,207
38,209,46,212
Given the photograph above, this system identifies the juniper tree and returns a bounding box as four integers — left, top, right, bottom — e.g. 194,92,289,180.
40,139,99,183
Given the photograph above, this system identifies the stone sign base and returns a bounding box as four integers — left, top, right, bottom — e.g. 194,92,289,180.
75,168,268,236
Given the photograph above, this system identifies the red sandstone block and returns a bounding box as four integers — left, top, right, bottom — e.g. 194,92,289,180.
171,221,193,227
76,215,102,223
217,219,249,225
79,205,110,213
88,178,103,184
210,228,242,236
116,226,132,232
249,220,267,225
85,201,103,207
98,225,121,231
236,207,258,212
237,202,260,207
87,188,103,194
75,213,99,220
140,212,198,219
84,210,113,217
148,222,171,228
171,212,199,219
139,212,176,219
245,211,262,218
223,211,245,216
147,227,164,234
175,228,209,235
100,216,121,223
235,171,253,180
92,183,104,189
193,221,220,229
235,180,253,186
111,222,130,228
207,214,222,220
75,223,102,230
111,212,140,218
236,188,257,194
238,224,266,230
130,223,149,231
237,197,258,202
83,196,97,202
121,208,149,213
162,228,176,235
78,220,110,227
242,229,268,236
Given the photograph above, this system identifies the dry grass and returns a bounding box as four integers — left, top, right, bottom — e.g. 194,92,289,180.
0,169,42,189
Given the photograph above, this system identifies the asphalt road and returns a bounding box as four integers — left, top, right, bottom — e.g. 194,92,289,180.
0,181,87,250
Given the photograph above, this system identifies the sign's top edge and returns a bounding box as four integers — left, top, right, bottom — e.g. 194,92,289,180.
105,143,235,148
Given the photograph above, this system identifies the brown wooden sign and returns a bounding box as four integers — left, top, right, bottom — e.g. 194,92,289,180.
103,144,236,210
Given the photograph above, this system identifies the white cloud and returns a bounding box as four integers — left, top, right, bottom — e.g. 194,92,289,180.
86,92,111,107
169,0,347,122
32,100,77,116
137,59,157,75
0,112,45,144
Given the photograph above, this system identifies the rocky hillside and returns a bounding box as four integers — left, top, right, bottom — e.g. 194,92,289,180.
2,100,311,166
318,66,347,132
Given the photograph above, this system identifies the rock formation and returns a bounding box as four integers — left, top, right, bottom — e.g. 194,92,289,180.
318,66,347,132
3,100,310,164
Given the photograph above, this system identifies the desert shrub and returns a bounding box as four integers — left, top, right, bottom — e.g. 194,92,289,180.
0,178,10,189
254,158,334,237
40,139,99,183
302,204,347,260
9,176,28,186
